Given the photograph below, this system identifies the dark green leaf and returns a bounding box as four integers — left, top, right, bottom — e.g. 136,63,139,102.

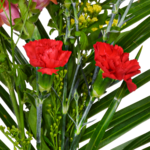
0,140,10,150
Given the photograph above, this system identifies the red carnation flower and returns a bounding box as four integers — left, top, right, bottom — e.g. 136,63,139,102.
94,42,141,92
24,39,72,75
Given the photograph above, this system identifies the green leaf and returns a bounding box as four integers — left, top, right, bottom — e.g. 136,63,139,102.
75,31,81,37
80,32,88,50
123,132,150,150
43,136,55,148
135,45,143,60
16,67,27,91
18,0,28,18
0,104,17,128
121,0,150,29
28,13,40,23
0,140,10,150
85,80,127,150
116,17,150,53
0,54,6,62
0,85,13,112
46,3,59,30
88,69,150,118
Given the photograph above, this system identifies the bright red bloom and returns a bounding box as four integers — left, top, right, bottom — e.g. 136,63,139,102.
24,39,72,75
0,0,20,26
94,42,141,92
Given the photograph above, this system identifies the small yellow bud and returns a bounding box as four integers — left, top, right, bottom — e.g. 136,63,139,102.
105,21,109,25
91,17,98,22
64,69,67,74
87,6,93,14
93,4,102,13
79,22,82,26
81,2,83,6
84,13,88,18
59,116,62,120
71,19,75,25
87,17,91,23
91,28,98,31
48,104,51,107
112,19,118,26
79,15,86,23
60,86,63,90
83,7,87,12
63,24,66,29
86,2,90,6
99,25,103,29
56,75,59,78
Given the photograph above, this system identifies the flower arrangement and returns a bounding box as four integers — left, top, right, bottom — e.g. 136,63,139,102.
0,0,150,150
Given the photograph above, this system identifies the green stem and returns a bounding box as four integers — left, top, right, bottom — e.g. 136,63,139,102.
70,97,94,150
61,64,68,150
72,2,81,63
35,67,42,150
61,114,67,150
118,0,134,27
36,102,43,150
1,125,21,149
64,9,71,44
103,13,116,41
16,87,25,140
61,8,72,150
8,85,20,129
67,57,82,110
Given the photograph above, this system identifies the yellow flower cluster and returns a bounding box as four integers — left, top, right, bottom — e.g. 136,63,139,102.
105,19,126,27
91,17,98,22
93,4,102,13
79,15,86,23
68,2,102,29
91,25,103,32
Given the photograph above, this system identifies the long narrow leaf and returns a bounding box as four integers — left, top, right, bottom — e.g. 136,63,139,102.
88,70,150,118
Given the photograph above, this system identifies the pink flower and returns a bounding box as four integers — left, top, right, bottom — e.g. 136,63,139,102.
0,0,20,27
32,0,58,11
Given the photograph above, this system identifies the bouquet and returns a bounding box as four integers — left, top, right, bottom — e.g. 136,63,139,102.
0,0,150,150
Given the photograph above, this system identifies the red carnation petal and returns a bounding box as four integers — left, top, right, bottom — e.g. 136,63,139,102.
126,65,141,74
58,51,72,63
38,68,59,75
114,45,123,56
125,79,137,92
102,72,117,79
124,70,141,80
122,53,129,63
30,59,45,67
115,68,124,80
